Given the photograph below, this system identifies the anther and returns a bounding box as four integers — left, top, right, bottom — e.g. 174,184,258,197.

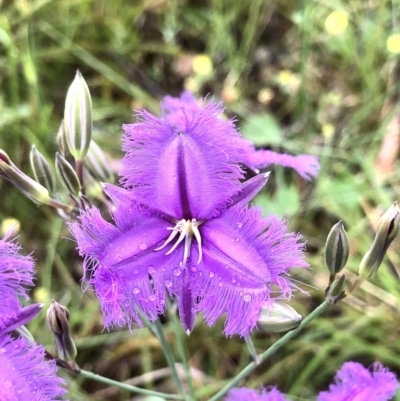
154,218,203,265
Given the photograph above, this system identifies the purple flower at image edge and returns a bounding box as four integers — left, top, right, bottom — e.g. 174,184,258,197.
71,97,308,337
0,231,68,400
318,362,399,401
0,335,67,401
162,90,320,180
225,387,289,401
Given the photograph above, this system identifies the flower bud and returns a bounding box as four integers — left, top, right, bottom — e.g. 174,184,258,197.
30,145,55,194
64,70,92,160
56,120,68,157
324,221,349,278
47,300,77,361
55,152,81,197
0,149,51,205
359,202,400,279
84,140,114,183
257,301,302,333
325,275,346,304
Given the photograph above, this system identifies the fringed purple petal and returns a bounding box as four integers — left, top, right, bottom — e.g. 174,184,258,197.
175,268,196,334
226,387,289,401
192,206,308,337
0,231,35,330
0,304,43,335
0,334,67,400
102,183,133,206
245,150,320,180
163,91,201,114
70,204,191,328
120,101,245,220
318,362,399,401
227,172,270,210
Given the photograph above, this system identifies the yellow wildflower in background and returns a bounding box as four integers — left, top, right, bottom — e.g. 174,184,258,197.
0,217,20,236
387,34,400,54
34,287,50,303
325,10,348,36
192,54,213,76
322,123,335,139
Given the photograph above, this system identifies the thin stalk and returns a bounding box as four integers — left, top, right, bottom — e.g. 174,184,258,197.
75,159,85,195
47,197,76,213
153,319,186,399
208,301,330,401
79,369,183,400
245,336,260,364
168,300,195,399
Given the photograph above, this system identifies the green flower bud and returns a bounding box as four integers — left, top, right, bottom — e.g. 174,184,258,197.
56,120,68,157
30,145,55,194
325,275,346,304
0,149,51,205
55,152,81,197
257,301,302,333
84,140,114,183
64,70,92,160
46,300,77,361
359,202,400,280
324,221,349,279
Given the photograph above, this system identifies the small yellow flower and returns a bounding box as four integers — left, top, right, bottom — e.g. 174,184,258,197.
34,287,50,303
276,70,301,93
192,54,213,76
387,34,400,54
322,123,335,139
324,10,348,36
221,86,240,103
184,76,200,93
258,88,274,104
0,217,20,236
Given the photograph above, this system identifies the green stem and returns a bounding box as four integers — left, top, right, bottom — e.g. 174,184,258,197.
208,301,330,401
168,301,195,400
79,369,183,400
245,336,260,364
153,319,186,399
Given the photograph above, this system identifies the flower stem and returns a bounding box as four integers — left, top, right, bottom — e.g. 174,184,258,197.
153,319,187,399
245,336,260,364
208,300,330,401
168,300,195,400
79,368,183,400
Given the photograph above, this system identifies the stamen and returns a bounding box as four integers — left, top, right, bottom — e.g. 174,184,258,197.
154,218,203,265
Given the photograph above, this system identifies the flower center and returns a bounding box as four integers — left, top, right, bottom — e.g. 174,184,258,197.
154,218,203,266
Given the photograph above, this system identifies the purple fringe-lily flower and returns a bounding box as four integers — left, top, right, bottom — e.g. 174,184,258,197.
0,335,67,401
71,97,308,337
225,387,289,401
0,231,36,331
318,362,398,401
0,231,68,400
162,91,319,180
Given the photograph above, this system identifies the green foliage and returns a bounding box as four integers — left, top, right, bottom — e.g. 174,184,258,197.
1,0,400,399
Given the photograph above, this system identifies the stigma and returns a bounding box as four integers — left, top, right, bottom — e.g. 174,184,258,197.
154,218,203,266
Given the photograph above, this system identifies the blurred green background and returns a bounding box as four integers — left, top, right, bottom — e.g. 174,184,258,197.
1,0,400,400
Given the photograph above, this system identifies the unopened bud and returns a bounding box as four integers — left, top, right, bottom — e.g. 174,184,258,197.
359,202,400,279
64,70,92,160
0,149,51,205
47,300,77,361
30,145,55,194
324,221,349,279
85,140,114,183
257,301,302,333
325,275,346,304
56,121,68,157
55,152,81,196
